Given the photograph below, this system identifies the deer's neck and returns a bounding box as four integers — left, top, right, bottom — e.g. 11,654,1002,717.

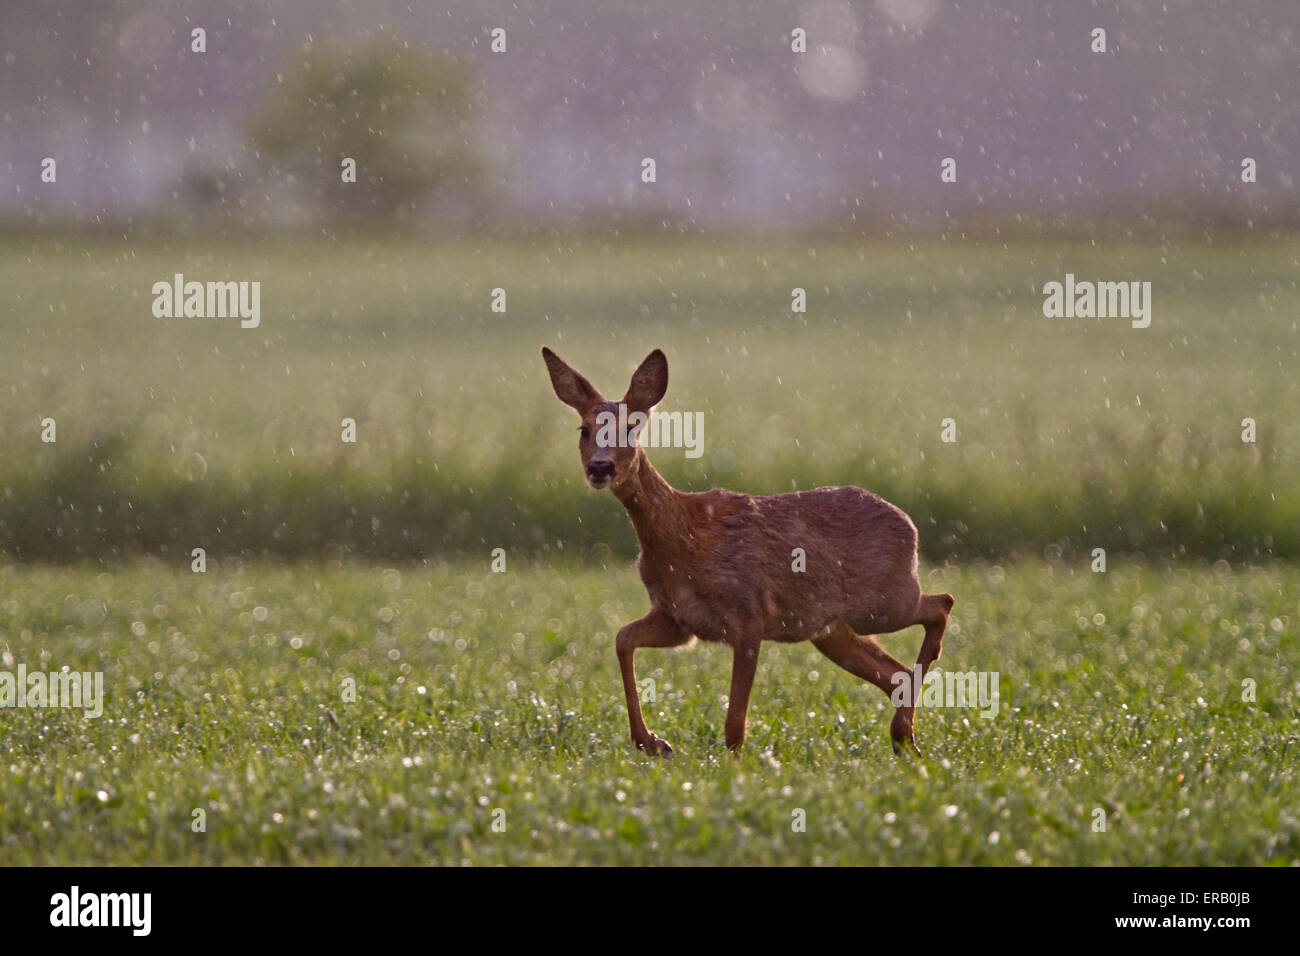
614,452,689,557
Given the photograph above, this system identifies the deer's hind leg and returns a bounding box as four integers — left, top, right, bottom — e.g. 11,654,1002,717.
812,621,917,755
886,591,956,755
914,592,954,686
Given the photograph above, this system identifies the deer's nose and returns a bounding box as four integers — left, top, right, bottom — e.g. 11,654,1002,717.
587,461,615,483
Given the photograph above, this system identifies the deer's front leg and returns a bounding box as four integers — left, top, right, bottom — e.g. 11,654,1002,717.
724,638,762,751
615,609,690,756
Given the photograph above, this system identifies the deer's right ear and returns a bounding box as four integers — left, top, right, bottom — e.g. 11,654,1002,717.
542,347,602,413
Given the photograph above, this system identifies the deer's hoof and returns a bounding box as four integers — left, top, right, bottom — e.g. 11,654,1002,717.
636,734,674,757
890,734,922,758
890,711,920,757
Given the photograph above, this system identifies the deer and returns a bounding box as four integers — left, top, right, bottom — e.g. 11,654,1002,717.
542,346,954,757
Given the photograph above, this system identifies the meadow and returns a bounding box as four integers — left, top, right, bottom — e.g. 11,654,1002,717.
0,559,1294,865
0,234,1297,865
0,234,1297,562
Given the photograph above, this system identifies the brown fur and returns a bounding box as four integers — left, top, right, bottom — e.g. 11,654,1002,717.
543,346,954,756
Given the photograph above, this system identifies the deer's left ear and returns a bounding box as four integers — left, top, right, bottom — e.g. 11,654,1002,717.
624,349,668,413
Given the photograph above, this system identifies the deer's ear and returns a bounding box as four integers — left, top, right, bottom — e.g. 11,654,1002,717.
624,349,668,413
542,347,602,413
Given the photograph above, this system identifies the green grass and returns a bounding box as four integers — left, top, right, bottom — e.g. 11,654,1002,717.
3,234,1296,863
1,558,1295,865
1,235,1298,561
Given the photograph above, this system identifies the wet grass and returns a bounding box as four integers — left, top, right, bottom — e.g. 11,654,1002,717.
0,558,1295,864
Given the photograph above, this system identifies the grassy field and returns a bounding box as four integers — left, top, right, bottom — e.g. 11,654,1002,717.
1,235,1297,562
0,558,1295,865
1,234,1296,865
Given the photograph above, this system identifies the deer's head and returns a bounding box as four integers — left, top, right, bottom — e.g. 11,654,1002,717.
542,347,668,491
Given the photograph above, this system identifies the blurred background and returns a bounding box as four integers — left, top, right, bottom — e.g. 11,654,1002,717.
1,0,1297,562
4,0,1297,236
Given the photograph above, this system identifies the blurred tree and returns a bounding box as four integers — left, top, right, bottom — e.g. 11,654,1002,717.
251,37,488,227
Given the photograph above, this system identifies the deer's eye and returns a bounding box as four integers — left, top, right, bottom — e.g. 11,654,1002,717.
578,425,591,441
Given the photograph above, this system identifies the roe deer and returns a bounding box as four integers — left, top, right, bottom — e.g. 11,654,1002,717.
542,346,954,756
